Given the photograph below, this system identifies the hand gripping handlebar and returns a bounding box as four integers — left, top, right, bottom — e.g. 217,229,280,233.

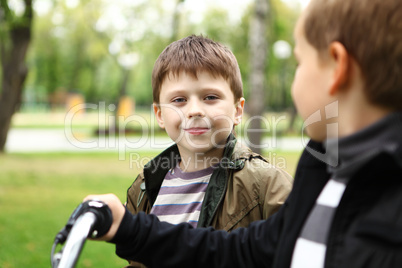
51,200,113,268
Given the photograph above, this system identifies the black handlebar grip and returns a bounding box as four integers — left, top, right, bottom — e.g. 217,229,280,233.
56,200,113,243
85,200,113,238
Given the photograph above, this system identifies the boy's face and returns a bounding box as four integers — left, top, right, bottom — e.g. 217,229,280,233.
291,18,338,141
154,71,244,158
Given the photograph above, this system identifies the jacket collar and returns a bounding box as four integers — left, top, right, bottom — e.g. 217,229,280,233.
143,133,239,206
327,112,402,178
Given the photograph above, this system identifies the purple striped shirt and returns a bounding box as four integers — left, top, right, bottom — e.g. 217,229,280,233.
150,163,215,228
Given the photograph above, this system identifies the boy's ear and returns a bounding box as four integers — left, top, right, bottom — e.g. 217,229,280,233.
328,42,350,95
153,103,165,129
234,97,245,126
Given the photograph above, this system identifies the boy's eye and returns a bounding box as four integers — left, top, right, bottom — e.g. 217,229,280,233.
205,95,218,101
172,97,186,103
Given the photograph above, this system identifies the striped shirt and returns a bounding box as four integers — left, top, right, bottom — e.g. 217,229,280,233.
150,163,215,228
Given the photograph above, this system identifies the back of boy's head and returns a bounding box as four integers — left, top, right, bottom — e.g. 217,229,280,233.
303,0,402,111
152,35,243,104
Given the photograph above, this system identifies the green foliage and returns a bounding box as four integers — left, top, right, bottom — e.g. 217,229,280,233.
22,0,300,109
265,0,299,111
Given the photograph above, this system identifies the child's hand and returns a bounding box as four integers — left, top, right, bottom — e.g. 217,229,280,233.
83,193,125,241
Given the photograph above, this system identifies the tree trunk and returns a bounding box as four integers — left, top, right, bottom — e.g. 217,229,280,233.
286,105,298,134
170,0,185,42
247,0,269,154
67,41,85,92
0,0,33,152
114,67,130,130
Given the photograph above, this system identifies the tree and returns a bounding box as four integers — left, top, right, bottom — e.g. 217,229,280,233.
0,0,33,152
247,0,269,154
170,0,185,42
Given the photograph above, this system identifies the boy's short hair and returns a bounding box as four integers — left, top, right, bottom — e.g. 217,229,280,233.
152,35,243,104
303,0,402,110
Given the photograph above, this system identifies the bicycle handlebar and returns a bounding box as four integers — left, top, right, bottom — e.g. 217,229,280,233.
51,200,113,268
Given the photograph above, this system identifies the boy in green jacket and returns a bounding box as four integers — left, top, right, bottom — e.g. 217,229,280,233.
124,35,292,267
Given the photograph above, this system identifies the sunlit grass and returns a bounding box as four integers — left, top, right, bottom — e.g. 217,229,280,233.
0,150,301,267
0,152,157,268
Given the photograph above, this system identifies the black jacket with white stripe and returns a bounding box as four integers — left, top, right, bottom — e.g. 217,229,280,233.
112,139,402,268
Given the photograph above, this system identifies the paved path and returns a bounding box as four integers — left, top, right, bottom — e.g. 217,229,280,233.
5,129,306,153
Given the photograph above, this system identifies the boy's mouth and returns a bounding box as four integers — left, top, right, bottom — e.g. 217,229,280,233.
184,128,209,135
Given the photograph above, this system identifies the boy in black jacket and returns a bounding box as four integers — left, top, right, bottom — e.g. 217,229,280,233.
84,0,402,267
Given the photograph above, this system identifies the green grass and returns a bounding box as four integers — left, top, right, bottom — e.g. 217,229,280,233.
0,150,301,267
0,152,158,268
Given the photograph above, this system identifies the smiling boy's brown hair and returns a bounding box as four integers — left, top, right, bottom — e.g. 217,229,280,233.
151,35,243,104
303,0,402,110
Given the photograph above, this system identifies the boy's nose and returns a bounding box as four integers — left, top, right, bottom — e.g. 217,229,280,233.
187,100,205,118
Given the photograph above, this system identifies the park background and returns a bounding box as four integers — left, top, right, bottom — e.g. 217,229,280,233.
1,0,309,267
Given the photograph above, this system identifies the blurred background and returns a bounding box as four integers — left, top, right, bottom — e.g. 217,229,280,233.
1,0,308,267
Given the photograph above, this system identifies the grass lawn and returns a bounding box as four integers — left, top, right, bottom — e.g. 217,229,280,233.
0,150,301,267
0,151,157,268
